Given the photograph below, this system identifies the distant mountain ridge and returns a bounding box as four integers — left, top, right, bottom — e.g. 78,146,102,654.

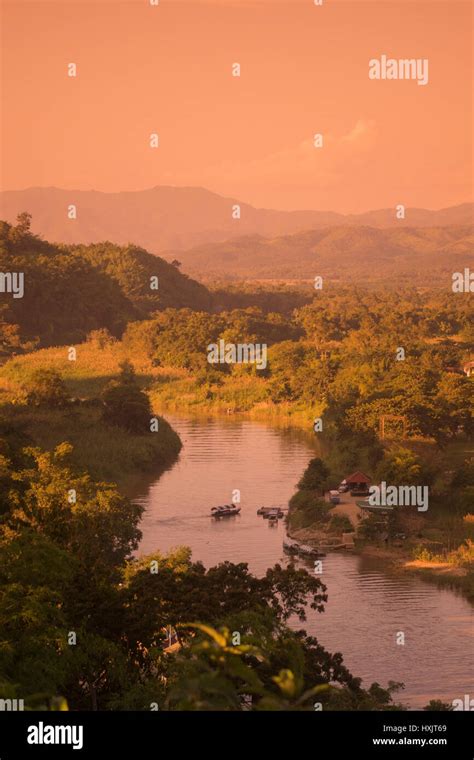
0,186,472,253
165,224,474,283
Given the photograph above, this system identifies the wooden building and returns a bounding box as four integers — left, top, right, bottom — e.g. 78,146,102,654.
344,470,371,494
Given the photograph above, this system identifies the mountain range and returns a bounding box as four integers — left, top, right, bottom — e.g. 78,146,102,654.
1,186,472,254
165,225,474,283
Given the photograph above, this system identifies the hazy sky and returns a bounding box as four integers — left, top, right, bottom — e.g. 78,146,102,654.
1,0,472,212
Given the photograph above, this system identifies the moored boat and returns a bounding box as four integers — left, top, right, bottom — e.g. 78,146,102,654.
257,506,285,518
298,543,326,558
283,538,299,553
356,498,393,514
283,538,326,558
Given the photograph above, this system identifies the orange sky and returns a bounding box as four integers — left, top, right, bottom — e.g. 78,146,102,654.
1,0,472,212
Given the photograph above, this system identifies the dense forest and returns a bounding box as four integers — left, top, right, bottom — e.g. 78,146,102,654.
0,216,211,352
121,291,472,445
0,216,472,710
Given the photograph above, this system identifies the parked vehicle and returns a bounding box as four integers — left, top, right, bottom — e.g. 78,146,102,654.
329,490,341,504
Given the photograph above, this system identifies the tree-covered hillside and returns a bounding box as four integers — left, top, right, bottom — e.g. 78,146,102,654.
0,215,211,352
168,224,474,282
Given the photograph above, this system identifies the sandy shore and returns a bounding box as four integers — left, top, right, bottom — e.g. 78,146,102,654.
288,497,470,584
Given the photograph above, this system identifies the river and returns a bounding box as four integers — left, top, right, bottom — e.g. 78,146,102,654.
129,413,473,709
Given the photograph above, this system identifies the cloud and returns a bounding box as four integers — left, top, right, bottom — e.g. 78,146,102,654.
163,119,377,197
340,119,376,144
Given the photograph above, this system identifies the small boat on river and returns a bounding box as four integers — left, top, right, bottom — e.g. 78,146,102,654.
257,506,285,518
283,538,326,558
211,504,241,518
283,538,299,553
299,544,326,558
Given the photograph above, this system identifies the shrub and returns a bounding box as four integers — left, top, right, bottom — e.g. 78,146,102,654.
86,328,117,349
297,457,330,492
413,546,437,563
24,369,69,408
376,447,434,487
101,361,152,433
357,512,386,541
288,490,330,530
327,514,353,533
447,539,474,567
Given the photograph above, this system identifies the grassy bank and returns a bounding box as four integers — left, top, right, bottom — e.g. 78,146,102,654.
148,371,321,428
0,404,181,486
0,343,165,400
0,341,321,429
0,344,183,487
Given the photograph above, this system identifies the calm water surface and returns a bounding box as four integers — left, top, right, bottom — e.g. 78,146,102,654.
130,414,473,708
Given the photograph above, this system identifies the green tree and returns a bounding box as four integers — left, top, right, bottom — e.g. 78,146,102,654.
297,457,330,493
7,443,143,580
24,369,69,407
15,211,32,235
102,362,152,433
376,447,433,486
433,374,473,443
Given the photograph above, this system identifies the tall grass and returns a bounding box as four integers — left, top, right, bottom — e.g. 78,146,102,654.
1,404,181,485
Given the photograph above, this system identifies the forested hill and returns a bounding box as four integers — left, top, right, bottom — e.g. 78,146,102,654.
0,217,211,351
69,241,211,314
164,224,474,282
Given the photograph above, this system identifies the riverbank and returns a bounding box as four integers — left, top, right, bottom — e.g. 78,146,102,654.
0,345,183,487
288,517,474,602
150,382,319,428
1,342,472,599
0,341,318,430
0,402,182,487
360,543,473,594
